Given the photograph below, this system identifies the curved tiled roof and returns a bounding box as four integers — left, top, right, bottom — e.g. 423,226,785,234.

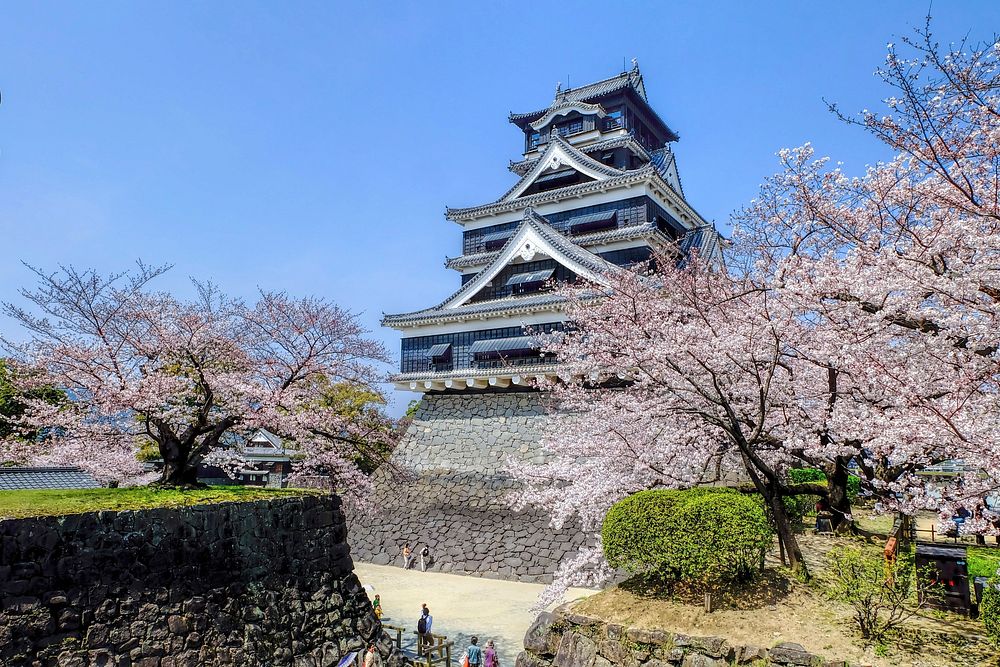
384,209,620,328
497,133,625,202
529,100,608,131
680,225,726,264
447,164,658,221
510,65,648,123
649,146,683,195
509,134,652,176
445,223,670,270
0,466,100,490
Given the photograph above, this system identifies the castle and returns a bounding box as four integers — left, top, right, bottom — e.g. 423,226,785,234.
348,64,721,582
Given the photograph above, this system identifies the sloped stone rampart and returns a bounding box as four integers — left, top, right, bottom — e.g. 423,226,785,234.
348,391,592,583
0,495,405,667
517,607,850,667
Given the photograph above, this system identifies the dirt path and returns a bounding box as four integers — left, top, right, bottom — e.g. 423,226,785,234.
354,563,595,667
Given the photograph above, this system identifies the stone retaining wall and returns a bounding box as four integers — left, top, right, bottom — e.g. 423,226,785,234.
347,391,592,583
0,495,405,667
517,607,849,667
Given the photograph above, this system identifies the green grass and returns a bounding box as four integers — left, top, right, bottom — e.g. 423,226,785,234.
967,547,1000,579
0,486,320,519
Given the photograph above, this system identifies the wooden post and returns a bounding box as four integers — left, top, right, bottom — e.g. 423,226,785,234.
704,592,712,613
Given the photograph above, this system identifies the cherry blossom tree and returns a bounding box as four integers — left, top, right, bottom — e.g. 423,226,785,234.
737,23,1000,523
1,263,394,501
511,261,821,579
512,24,1000,598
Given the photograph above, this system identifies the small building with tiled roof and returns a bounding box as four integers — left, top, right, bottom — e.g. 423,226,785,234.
0,467,100,491
384,63,723,393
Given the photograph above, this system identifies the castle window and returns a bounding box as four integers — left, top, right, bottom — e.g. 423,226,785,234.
505,268,554,295
570,210,617,235
528,131,542,150
470,336,544,361
426,343,452,363
604,108,623,130
480,229,513,251
556,118,584,136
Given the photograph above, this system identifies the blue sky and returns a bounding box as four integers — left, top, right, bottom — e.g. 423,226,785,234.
2,1,998,415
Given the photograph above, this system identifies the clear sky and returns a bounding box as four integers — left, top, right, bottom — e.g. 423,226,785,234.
2,1,998,416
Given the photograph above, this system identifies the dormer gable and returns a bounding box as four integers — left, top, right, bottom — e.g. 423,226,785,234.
500,135,623,202
441,208,619,310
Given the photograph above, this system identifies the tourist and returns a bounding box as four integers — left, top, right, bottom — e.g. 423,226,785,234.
484,640,499,667
420,544,431,572
364,645,378,667
372,594,382,620
466,636,483,667
401,542,412,569
417,605,433,649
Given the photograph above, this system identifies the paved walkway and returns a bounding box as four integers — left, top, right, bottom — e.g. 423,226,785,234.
354,563,595,667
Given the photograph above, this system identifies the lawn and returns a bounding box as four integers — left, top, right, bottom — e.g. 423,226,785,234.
0,485,319,519
967,547,1000,579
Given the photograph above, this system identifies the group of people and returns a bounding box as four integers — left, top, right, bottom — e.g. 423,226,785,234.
400,542,432,571
417,604,500,667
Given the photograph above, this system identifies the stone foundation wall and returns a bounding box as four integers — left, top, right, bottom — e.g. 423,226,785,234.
348,391,591,583
517,607,849,667
0,495,405,667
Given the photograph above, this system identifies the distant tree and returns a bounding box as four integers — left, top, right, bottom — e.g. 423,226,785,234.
0,358,65,444
312,379,398,475
0,263,393,499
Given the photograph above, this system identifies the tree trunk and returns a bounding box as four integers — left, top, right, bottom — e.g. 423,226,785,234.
156,439,203,488
827,455,854,533
767,489,810,581
738,451,810,580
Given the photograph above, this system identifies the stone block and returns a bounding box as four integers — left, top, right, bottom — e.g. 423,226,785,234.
552,632,597,667
768,642,817,666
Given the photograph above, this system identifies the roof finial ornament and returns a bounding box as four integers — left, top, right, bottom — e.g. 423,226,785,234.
555,81,562,100
631,58,639,71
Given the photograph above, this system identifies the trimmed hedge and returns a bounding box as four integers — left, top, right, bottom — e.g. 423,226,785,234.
602,487,772,585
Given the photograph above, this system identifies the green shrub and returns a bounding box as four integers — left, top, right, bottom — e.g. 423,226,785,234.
981,577,1000,646
602,487,771,586
826,545,937,647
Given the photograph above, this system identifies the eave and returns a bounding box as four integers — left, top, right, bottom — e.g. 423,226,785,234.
445,224,673,271
392,363,563,392
446,167,708,231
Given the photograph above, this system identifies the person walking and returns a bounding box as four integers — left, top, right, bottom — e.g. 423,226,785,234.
466,636,483,667
401,543,412,569
372,594,382,620
484,640,499,667
417,606,433,652
420,544,431,572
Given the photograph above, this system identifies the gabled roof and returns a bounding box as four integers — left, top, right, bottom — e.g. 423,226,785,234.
249,429,282,448
448,162,701,224
384,209,621,328
680,225,727,265
649,146,683,196
498,133,624,201
445,222,674,270
510,64,648,123
509,134,652,176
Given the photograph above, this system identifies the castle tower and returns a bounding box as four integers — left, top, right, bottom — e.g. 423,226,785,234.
348,65,721,582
